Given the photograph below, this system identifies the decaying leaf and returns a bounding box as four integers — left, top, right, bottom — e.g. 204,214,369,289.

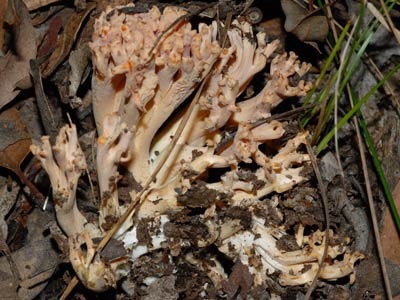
40,2,95,77
0,209,59,300
281,0,328,42
68,45,91,97
0,108,32,172
0,0,37,110
0,266,18,300
37,15,63,58
0,179,20,242
0,108,43,202
22,0,61,11
0,223,19,300
30,4,65,26
0,0,8,53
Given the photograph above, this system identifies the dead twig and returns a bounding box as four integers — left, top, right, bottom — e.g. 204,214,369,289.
303,3,340,298
302,133,330,300
377,0,400,44
315,2,394,297
215,103,318,154
346,85,394,300
147,2,218,58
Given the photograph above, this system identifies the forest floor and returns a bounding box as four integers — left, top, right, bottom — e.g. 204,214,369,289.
0,0,400,299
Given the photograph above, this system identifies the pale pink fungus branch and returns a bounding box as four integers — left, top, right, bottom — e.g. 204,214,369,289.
30,124,97,238
96,113,134,230
233,51,312,124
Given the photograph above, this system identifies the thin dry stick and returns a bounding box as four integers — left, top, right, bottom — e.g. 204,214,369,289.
215,103,317,154
322,14,394,298
13,168,45,205
60,57,221,300
60,12,232,300
251,103,316,128
303,137,330,300
320,7,393,298
303,2,349,298
325,0,339,41
67,113,96,209
346,85,393,300
86,132,96,202
293,0,332,16
147,2,218,58
363,53,400,110
377,0,400,44
328,3,393,296
304,8,343,298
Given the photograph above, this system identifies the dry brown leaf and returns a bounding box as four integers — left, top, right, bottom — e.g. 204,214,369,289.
22,0,61,11
281,0,328,42
381,181,400,265
291,15,328,42
0,108,32,173
37,15,63,58
0,0,8,53
0,266,18,300
0,224,19,300
0,108,44,202
68,45,91,99
0,209,59,300
281,0,308,32
40,2,95,77
0,180,20,243
0,0,37,110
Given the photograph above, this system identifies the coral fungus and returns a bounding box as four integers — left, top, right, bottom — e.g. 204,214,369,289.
31,4,363,295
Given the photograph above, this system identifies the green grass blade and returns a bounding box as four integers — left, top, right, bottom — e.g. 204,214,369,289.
308,19,371,131
316,62,400,154
303,21,352,106
338,32,373,94
349,86,400,233
307,1,392,140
